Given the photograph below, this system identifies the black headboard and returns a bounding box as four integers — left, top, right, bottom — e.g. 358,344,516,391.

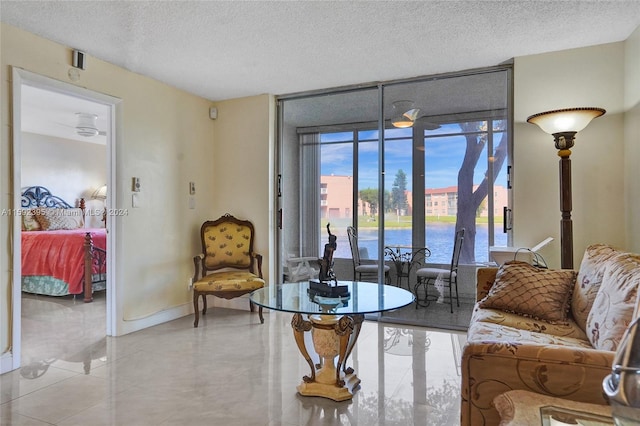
21,186,73,209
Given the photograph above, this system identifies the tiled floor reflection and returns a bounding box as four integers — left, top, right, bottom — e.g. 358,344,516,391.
380,299,475,332
2,295,466,425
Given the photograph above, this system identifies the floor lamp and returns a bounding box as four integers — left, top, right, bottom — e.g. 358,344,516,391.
526,107,606,269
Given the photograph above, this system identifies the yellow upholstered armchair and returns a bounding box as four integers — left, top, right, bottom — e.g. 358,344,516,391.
192,214,265,327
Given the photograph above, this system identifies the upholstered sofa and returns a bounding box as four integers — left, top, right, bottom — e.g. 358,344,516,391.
461,244,640,426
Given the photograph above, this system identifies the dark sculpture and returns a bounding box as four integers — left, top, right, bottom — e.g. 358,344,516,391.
308,223,349,299
318,223,337,283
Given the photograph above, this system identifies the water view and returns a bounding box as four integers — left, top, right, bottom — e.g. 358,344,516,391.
334,223,507,264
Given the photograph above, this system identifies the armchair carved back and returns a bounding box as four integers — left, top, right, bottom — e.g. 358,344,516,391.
200,214,256,273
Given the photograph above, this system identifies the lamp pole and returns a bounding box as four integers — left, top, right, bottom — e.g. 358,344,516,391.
527,107,605,270
554,132,575,269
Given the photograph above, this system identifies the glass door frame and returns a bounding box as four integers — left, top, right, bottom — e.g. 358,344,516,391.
275,64,514,318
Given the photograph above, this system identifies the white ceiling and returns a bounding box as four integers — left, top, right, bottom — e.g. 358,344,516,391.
21,85,109,144
2,1,639,102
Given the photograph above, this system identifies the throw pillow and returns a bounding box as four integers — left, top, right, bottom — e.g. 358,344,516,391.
478,261,577,324
22,209,41,231
34,208,84,230
586,252,640,351
572,244,622,332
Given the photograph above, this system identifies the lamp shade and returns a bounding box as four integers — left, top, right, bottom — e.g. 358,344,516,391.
391,100,419,128
526,107,605,134
92,185,107,200
391,117,414,128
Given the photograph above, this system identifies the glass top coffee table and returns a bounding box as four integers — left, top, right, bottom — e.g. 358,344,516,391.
250,281,414,401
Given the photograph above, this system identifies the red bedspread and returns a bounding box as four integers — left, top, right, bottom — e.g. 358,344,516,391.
22,228,107,294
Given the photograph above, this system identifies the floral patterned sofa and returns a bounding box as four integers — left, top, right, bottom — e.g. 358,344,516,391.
461,244,640,426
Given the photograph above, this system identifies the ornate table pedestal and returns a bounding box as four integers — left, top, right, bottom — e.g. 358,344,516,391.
249,281,414,402
291,311,364,402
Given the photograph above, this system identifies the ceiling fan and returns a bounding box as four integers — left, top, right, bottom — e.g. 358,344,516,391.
75,112,106,137
53,112,106,137
391,100,441,130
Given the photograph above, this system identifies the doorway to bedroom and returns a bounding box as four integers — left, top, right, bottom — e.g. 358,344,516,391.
11,69,119,374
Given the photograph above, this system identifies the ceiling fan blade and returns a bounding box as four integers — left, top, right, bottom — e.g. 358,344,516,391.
53,120,106,137
52,121,74,129
403,108,420,121
414,116,441,130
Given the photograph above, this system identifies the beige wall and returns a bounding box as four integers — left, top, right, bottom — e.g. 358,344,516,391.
624,26,640,253
206,94,275,310
1,23,217,364
513,41,630,269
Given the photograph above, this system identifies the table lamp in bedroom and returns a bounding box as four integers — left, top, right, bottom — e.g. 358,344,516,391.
91,185,107,224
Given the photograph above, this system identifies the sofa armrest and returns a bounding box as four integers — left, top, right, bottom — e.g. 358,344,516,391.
461,340,613,426
476,267,498,301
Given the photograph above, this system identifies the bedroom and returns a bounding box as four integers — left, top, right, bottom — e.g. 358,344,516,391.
19,84,109,373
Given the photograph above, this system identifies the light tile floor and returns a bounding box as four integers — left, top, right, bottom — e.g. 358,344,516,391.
1,293,469,425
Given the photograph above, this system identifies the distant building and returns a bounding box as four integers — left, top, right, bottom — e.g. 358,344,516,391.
425,185,508,217
321,175,353,219
321,175,507,218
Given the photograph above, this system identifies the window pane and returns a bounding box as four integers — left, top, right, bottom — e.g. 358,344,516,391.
491,130,509,249
384,131,413,248
320,133,353,258
424,132,466,263
357,136,380,260
423,118,508,263
281,68,510,276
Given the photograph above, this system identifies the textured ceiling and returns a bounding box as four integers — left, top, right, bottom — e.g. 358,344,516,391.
2,1,639,102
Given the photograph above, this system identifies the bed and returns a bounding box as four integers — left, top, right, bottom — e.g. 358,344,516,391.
20,186,107,302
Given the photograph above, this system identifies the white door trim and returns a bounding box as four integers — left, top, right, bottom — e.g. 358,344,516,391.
8,67,121,372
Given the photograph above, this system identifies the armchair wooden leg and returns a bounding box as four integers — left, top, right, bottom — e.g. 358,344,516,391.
202,294,207,315
250,301,264,324
193,291,200,328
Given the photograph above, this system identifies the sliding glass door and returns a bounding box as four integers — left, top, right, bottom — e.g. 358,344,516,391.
277,66,512,325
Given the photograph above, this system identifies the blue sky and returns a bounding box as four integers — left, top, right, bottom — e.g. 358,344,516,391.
320,124,507,192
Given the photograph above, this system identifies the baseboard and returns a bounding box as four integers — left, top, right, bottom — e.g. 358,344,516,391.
1,351,15,374
118,302,193,336
117,295,264,335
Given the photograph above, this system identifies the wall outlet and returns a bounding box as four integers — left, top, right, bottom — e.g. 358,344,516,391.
187,277,193,291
